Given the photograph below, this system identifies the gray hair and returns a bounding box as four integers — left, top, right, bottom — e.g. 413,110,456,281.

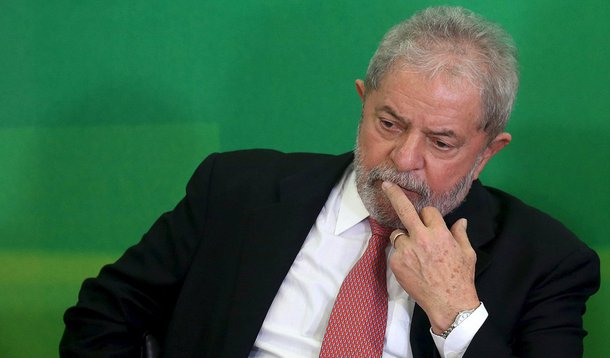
364,6,519,139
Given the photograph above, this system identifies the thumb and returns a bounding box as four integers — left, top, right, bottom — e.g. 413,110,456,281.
450,218,471,250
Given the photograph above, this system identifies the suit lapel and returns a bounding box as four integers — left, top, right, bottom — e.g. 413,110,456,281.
444,180,496,276
409,180,497,357
220,153,353,357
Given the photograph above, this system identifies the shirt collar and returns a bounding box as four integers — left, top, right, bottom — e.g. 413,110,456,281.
335,166,370,235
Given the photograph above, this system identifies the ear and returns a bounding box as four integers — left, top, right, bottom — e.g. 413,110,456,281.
355,79,366,103
472,132,512,179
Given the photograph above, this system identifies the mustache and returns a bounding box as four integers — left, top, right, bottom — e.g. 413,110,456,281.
366,165,431,198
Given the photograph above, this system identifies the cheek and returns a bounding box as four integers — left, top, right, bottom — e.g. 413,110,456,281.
358,123,393,167
424,162,464,191
359,141,387,170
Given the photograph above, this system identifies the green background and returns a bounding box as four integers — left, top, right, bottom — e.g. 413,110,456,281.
1,0,608,356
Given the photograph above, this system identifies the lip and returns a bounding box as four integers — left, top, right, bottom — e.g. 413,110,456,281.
376,180,420,201
397,185,421,201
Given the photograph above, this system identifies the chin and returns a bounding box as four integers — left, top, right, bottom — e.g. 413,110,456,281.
366,194,407,229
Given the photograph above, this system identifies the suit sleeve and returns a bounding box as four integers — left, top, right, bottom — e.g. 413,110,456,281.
464,246,600,358
60,153,219,357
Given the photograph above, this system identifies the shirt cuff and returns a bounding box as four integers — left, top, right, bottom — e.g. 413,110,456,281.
430,302,488,358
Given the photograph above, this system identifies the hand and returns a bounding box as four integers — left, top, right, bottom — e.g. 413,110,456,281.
381,181,480,334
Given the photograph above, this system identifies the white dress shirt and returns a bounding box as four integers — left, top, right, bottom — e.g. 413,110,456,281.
249,165,487,357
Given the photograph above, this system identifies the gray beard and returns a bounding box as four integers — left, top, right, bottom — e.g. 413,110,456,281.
353,145,479,228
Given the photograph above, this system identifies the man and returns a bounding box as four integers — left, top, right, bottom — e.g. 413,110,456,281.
61,6,600,357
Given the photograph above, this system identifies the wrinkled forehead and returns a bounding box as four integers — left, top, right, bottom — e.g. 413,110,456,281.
380,61,486,131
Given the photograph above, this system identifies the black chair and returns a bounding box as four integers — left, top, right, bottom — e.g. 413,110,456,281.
141,333,160,358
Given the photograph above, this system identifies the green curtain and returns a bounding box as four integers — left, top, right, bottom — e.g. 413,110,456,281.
1,1,608,356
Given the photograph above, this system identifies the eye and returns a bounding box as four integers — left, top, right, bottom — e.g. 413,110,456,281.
433,139,453,150
380,119,395,129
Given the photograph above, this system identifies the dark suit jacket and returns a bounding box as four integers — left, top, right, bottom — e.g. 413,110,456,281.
61,150,600,357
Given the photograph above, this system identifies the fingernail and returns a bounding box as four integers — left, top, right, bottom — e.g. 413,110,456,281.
381,181,391,190
462,218,468,230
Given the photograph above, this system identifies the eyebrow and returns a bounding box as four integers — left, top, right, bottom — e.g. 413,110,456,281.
376,105,407,122
424,128,457,138
376,105,458,138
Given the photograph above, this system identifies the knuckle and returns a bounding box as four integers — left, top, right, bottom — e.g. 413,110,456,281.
467,248,477,261
389,256,400,271
421,206,436,216
396,206,412,218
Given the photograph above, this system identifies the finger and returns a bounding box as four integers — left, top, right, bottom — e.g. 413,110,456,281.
420,206,446,228
381,181,423,231
450,218,471,250
390,229,409,249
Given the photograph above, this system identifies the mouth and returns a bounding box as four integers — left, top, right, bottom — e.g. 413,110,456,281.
397,186,423,205
375,180,421,201
398,185,419,197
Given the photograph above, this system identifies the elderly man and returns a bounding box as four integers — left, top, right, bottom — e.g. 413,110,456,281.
61,6,599,358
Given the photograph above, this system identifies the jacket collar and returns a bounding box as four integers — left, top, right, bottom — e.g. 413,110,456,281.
444,179,497,250
220,152,354,357
410,179,498,358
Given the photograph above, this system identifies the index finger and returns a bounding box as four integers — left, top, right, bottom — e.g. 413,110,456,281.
381,181,424,231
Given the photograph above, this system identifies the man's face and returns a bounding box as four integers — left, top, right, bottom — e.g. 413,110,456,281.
354,65,510,227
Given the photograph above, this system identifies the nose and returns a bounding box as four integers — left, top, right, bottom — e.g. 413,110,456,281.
391,133,425,172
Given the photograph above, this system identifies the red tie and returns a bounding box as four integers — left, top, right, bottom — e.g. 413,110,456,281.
319,218,393,357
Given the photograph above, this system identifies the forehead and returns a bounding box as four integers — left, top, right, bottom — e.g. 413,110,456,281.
370,64,484,130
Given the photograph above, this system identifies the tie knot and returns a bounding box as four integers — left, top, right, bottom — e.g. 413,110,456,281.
368,217,394,241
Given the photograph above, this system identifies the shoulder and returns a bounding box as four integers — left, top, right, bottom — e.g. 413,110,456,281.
468,185,600,356
483,185,597,263
194,149,349,181
184,149,352,201
205,149,341,172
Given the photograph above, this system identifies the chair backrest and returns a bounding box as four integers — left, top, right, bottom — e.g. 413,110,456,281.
141,333,160,358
